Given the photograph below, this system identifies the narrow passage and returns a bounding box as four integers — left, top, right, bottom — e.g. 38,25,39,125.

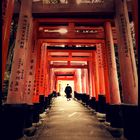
37,96,117,140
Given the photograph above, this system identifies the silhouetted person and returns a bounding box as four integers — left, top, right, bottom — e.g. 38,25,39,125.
64,84,72,101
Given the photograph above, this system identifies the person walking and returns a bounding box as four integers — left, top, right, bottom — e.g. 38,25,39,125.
64,84,72,101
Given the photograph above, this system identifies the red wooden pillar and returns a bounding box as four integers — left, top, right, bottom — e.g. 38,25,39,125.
24,19,37,104
7,0,32,104
74,71,77,92
96,44,106,96
92,52,99,101
115,0,138,104
50,69,53,92
43,46,47,94
76,69,82,93
39,44,45,95
88,60,96,98
33,41,41,103
104,22,121,104
85,69,89,95
132,0,138,53
102,43,111,104
45,46,49,97
2,0,14,89
81,69,86,93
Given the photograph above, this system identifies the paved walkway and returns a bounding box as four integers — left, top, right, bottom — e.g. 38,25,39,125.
36,96,124,140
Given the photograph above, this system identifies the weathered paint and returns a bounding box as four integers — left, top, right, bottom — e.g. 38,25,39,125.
7,0,32,104
115,0,138,104
104,22,121,104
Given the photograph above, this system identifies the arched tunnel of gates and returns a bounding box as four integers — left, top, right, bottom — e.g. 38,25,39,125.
1,4,139,140
1,43,139,140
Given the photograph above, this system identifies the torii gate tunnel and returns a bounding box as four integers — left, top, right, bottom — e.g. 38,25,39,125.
1,0,138,140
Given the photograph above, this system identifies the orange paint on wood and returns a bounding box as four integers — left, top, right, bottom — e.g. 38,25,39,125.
96,44,106,95
104,22,121,104
101,44,111,104
33,41,41,103
115,0,138,104
6,0,32,104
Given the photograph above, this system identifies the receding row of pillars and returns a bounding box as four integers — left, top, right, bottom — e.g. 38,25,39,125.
2,0,138,105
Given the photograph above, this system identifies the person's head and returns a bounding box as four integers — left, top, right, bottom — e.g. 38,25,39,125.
67,84,69,86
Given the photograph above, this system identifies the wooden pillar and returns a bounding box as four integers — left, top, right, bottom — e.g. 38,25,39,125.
33,41,41,103
89,60,96,98
43,46,47,93
92,52,99,101
45,47,49,97
7,0,33,104
39,44,45,95
132,0,138,53
85,69,89,95
2,0,14,88
76,69,82,93
101,43,111,103
23,18,36,105
50,69,54,92
81,69,86,93
115,0,138,104
74,71,77,92
104,22,121,104
96,44,106,95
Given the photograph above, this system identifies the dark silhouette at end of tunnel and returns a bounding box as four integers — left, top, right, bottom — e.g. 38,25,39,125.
64,84,72,101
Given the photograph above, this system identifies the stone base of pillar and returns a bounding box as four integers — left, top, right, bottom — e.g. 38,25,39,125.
96,95,106,113
39,95,45,103
32,103,40,123
39,95,45,114
81,93,86,104
106,104,123,128
0,104,27,140
44,97,48,109
85,94,90,106
48,93,53,107
105,103,112,122
24,105,34,128
121,104,139,140
89,97,96,109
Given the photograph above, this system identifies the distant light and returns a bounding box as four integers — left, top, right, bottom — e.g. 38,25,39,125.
59,28,68,34
60,44,65,47
44,29,49,32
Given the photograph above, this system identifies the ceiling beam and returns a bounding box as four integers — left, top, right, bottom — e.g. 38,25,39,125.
14,0,132,16
36,18,114,24
50,65,88,69
48,56,92,61
40,39,105,45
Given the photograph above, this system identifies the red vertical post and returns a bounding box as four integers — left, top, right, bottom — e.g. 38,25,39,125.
102,43,111,104
39,44,45,95
33,41,41,103
89,60,96,98
96,44,106,96
115,0,138,104
85,69,89,95
45,46,49,97
24,18,37,105
74,71,77,92
7,0,32,104
2,0,14,88
92,52,99,101
81,69,86,93
104,22,121,104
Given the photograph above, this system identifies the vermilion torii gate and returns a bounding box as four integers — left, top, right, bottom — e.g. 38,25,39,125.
2,0,138,140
